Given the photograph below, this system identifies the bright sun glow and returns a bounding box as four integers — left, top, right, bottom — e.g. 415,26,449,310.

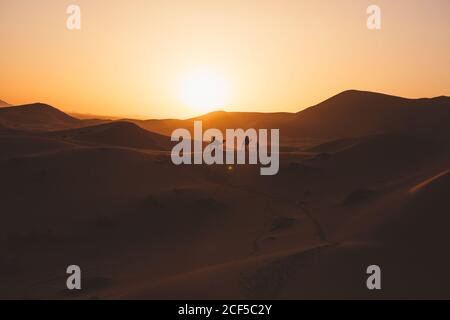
180,71,229,114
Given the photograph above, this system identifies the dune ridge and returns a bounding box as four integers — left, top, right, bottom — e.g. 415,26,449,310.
44,121,173,151
1,90,450,299
127,90,450,141
0,100,10,108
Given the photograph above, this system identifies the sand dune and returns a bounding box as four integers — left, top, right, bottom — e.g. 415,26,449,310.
3,90,448,141
129,111,293,138
0,134,78,160
306,137,361,153
129,90,450,142
288,90,450,139
117,163,450,300
44,121,173,151
374,169,450,247
311,134,441,169
1,90,450,299
0,103,83,131
0,100,10,108
409,169,450,194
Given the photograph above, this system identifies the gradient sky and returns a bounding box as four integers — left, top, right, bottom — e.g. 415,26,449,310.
1,0,449,119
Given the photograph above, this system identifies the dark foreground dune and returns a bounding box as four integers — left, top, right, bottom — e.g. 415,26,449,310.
0,90,449,299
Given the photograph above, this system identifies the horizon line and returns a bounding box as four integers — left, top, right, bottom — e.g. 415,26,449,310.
3,89,449,121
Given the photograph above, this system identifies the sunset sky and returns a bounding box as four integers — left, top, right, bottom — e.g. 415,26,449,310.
1,0,449,119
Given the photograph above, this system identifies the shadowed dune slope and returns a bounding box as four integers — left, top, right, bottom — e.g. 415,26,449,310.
306,137,361,153
305,134,445,186
324,134,441,165
0,135,78,160
45,121,173,150
0,147,206,235
373,170,450,246
120,167,450,300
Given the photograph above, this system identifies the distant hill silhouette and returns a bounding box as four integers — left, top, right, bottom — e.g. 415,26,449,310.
46,121,172,150
3,91,449,140
130,90,450,140
0,103,83,131
0,103,173,150
287,90,450,139
129,111,292,137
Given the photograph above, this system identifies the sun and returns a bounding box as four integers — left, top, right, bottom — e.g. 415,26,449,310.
180,71,229,114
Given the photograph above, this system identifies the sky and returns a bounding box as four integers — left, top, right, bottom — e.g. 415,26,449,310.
1,0,449,119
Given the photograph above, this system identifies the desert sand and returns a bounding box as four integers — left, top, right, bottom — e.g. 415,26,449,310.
0,90,449,299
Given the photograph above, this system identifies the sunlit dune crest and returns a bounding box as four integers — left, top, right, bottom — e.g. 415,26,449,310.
409,169,450,194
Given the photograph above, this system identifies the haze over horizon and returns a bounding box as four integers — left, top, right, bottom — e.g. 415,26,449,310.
2,89,450,121
1,0,450,119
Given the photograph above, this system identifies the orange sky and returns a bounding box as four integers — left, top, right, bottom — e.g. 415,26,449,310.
1,0,449,119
